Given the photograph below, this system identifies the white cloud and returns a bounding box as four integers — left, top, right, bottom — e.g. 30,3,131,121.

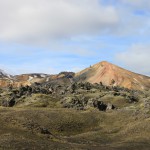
0,0,149,44
0,0,118,44
116,44,150,76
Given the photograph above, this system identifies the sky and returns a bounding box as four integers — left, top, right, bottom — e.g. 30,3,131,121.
0,0,150,76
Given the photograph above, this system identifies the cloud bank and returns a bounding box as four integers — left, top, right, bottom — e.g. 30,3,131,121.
0,0,118,44
116,44,150,76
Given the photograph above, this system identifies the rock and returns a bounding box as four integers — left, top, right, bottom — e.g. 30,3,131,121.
70,83,77,93
59,90,65,95
61,96,84,110
90,89,97,93
8,96,16,107
113,92,120,96
48,87,53,94
96,101,107,111
40,127,51,135
107,103,115,110
87,98,94,107
127,95,138,103
84,82,92,90
143,98,150,109
87,98,108,111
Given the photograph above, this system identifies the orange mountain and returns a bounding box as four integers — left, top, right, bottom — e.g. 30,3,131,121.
75,61,150,90
0,72,74,88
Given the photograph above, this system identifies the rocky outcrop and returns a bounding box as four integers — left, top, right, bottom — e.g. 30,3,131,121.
61,96,116,111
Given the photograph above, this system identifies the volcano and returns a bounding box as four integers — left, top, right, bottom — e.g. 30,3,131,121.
75,61,150,90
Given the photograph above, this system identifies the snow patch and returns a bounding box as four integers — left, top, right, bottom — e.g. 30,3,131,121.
0,69,11,78
41,74,46,78
46,77,50,82
28,76,33,81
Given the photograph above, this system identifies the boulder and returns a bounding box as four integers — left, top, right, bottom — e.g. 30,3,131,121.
40,127,51,135
8,96,16,107
107,103,115,110
96,101,107,111
87,98,107,111
87,98,94,107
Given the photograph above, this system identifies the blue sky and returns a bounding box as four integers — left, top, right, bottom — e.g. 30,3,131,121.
0,0,150,76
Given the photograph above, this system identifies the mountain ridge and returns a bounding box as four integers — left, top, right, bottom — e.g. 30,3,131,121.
0,61,149,90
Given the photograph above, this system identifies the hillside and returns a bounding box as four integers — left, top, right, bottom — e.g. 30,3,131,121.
0,71,75,88
0,63,149,149
75,61,150,90
0,77,150,149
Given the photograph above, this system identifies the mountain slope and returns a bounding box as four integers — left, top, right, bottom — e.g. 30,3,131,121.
0,71,75,88
75,61,150,90
0,69,14,87
0,71,48,88
0,62,149,90
0,69,12,79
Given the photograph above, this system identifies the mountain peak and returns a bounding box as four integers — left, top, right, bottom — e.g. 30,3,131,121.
94,61,110,66
92,61,114,68
99,61,110,64
75,61,150,90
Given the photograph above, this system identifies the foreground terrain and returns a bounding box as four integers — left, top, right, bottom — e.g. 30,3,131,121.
0,61,150,149
0,107,149,150
0,80,150,150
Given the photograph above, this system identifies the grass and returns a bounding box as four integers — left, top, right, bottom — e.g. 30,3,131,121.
0,87,150,150
15,94,61,108
0,106,149,150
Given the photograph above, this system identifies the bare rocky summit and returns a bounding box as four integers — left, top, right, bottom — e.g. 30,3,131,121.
75,61,150,90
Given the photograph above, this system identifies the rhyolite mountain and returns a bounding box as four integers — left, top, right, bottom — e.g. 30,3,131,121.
0,69,13,87
0,61,150,90
0,71,75,88
75,61,150,90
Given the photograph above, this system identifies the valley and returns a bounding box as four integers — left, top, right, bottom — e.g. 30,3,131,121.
0,61,149,150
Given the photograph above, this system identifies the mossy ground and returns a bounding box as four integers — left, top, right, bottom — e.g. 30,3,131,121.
0,106,149,150
0,86,150,150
